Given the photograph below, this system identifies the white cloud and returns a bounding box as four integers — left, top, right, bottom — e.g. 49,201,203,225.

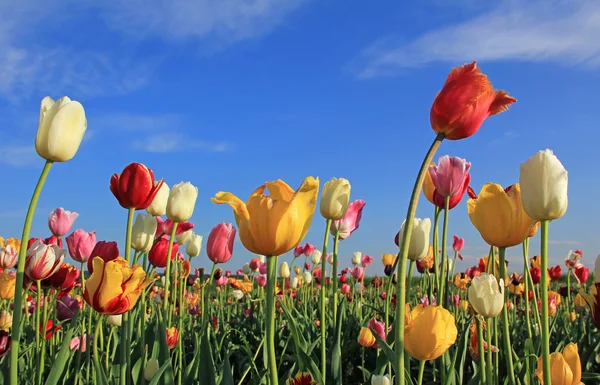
0,145,39,167
133,134,230,153
94,113,183,132
355,0,600,78
549,240,583,246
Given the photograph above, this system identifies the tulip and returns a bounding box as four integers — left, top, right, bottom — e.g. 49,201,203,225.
131,213,158,253
25,240,65,281
320,177,351,220
0,245,18,269
256,274,267,287
573,293,587,309
231,290,244,300
468,273,504,318
36,96,87,162
0,330,10,358
242,264,252,275
206,223,236,264
0,311,12,330
341,284,350,294
574,265,589,284
535,343,581,385
148,236,179,268
84,257,154,315
144,358,160,381
56,297,80,322
166,327,179,349
0,273,16,300
397,218,431,260
302,271,312,284
65,230,96,263
47,263,80,292
429,155,471,197
531,255,541,269
212,177,319,256
371,374,391,385
48,208,79,238
468,183,535,247
459,300,469,312
87,241,119,274
110,163,164,210
166,182,198,223
330,199,366,240
351,266,364,280
303,243,316,257
548,266,562,281
358,327,376,347
351,251,361,266
564,250,582,270
580,282,600,329
453,236,464,253
290,277,299,289
312,250,322,265
430,61,516,140
280,262,290,279
186,233,203,257
531,268,542,285
146,181,170,217
520,149,569,220
404,304,458,361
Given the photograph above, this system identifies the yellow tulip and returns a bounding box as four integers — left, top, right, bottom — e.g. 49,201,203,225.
573,293,587,309
0,237,4,248
509,283,524,296
0,273,16,300
358,327,376,347
382,253,396,266
548,291,562,306
421,162,436,205
404,304,458,361
0,310,12,330
468,183,535,248
459,300,469,312
211,177,319,257
535,343,581,385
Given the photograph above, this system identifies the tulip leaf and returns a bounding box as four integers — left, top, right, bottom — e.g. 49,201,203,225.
184,335,201,383
44,325,76,385
453,317,472,385
220,351,234,385
199,324,217,385
370,326,397,375
331,300,345,385
147,360,173,385
155,312,175,385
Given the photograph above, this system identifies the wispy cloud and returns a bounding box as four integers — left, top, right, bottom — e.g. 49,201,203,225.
549,240,583,246
94,113,184,132
0,145,38,167
489,130,520,146
0,209,28,219
133,134,230,153
354,0,600,78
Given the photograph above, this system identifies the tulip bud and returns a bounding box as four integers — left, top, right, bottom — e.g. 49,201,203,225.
242,263,252,275
290,277,299,289
146,182,170,217
231,290,244,300
207,223,236,264
258,255,266,263
312,250,322,265
320,178,351,220
65,230,96,263
107,314,122,327
294,266,301,275
397,218,432,260
131,213,158,252
468,273,504,318
358,327,375,347
176,229,193,245
186,234,203,257
0,311,12,330
280,262,290,279
428,156,471,198
166,182,198,222
519,149,568,221
148,237,179,269
36,96,87,162
0,273,15,300
352,252,362,266
327,254,334,265
144,358,160,381
384,265,393,277
371,374,391,385
48,208,79,237
87,241,119,273
302,271,312,284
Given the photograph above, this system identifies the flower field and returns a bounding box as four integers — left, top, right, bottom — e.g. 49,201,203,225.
0,62,599,385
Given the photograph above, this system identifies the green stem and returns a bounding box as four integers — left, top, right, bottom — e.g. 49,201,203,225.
178,273,184,385
320,219,332,385
9,160,53,383
120,207,135,385
539,220,551,385
265,256,279,385
38,287,49,385
523,238,542,331
485,318,493,385
451,251,458,286
162,222,179,318
107,326,114,371
395,133,444,384
439,196,450,308
35,281,42,383
522,241,533,340
498,247,516,385
203,264,217,328
476,317,486,385
407,260,415,303
417,360,426,385
332,231,340,326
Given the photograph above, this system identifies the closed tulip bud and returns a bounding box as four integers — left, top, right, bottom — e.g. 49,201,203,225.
25,240,65,281
0,245,18,269
320,177,351,220
468,273,504,318
148,236,179,268
36,96,87,162
405,304,458,361
231,290,244,300
186,234,202,257
207,223,235,264
312,250,322,265
65,229,96,263
166,182,198,223
107,314,122,327
294,266,301,275
453,236,465,253
352,252,362,265
280,262,290,279
429,156,471,198
397,218,431,261
330,199,366,240
354,282,363,293
111,163,164,210
358,327,376,347
48,208,79,237
131,213,158,252
302,271,312,284
0,311,12,330
176,229,193,245
144,358,160,381
519,149,568,221
290,277,299,289
371,374,391,385
242,263,252,275
146,181,170,216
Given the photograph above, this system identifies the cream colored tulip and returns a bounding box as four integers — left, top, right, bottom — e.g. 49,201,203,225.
398,218,432,260
186,234,202,257
290,277,299,289
320,178,351,220
302,271,312,284
352,251,362,265
242,263,252,275
280,262,290,278
312,250,322,265
231,290,244,300
131,213,157,252
107,314,122,327
468,273,504,318
147,182,170,217
371,374,391,385
166,182,198,222
36,96,87,162
176,229,193,245
519,149,568,221
144,358,160,381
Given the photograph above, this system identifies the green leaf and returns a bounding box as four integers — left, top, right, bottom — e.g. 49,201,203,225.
44,326,76,385
148,360,173,385
199,325,217,385
184,335,201,383
155,311,175,385
371,326,397,375
220,352,234,385
331,300,345,385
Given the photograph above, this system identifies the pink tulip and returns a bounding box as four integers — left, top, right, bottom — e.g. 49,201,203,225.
361,255,373,268
65,229,97,263
256,274,267,287
453,294,460,307
155,218,195,237
453,236,465,253
350,266,364,280
48,208,79,237
70,335,87,352
428,155,471,197
206,223,236,264
225,270,232,277
303,243,316,257
341,284,351,294
215,276,228,286
236,269,244,276
293,245,305,258
259,262,267,275
25,240,65,281
0,244,18,269
330,200,366,240
313,267,322,278
368,318,387,348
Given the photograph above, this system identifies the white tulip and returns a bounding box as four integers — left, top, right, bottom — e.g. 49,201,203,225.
354,282,363,293
166,182,198,222
290,277,299,289
0,245,18,269
144,358,160,381
280,262,290,278
154,295,162,304
36,96,87,162
176,229,193,245
327,254,334,265
398,218,432,260
302,271,312,284
258,255,266,263
231,290,244,300
352,251,362,265
312,250,322,265
519,149,568,221
186,233,203,257
242,263,252,275
371,374,391,385
107,314,122,327
131,213,158,252
468,273,504,318
146,182,170,217
319,178,351,220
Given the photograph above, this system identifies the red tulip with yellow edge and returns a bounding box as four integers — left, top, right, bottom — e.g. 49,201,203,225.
83,257,154,315
166,327,179,349
211,177,319,257
285,372,318,385
404,304,458,361
535,343,582,385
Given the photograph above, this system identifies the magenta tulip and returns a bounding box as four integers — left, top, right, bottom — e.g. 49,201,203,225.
65,229,97,263
428,155,471,197
452,236,465,253
206,223,236,264
48,208,79,237
330,200,366,240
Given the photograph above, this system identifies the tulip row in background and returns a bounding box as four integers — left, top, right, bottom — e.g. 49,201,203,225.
0,62,599,385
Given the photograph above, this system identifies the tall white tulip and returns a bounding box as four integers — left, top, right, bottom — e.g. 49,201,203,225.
147,182,170,217
186,234,202,257
290,277,299,289
302,271,312,284
468,273,504,318
131,213,158,252
352,251,362,265
166,182,198,222
107,314,122,327
242,263,252,275
397,218,432,260
519,149,568,221
280,262,290,279
36,96,87,162
312,250,322,265
320,178,351,220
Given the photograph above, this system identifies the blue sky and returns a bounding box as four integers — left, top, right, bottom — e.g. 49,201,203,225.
1,0,598,276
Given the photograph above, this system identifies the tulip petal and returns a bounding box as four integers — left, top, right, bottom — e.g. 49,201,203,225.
264,180,295,201
562,343,582,384
211,192,250,221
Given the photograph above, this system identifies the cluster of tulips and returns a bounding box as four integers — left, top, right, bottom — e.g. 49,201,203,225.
0,61,598,385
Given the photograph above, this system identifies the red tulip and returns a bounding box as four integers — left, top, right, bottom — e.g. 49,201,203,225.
293,245,304,258
43,235,60,247
206,223,236,264
110,163,164,210
87,241,119,273
548,265,562,281
148,236,179,268
530,268,541,285
155,218,194,237
166,327,179,349
0,330,10,358
47,263,80,292
574,265,589,284
430,61,517,140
